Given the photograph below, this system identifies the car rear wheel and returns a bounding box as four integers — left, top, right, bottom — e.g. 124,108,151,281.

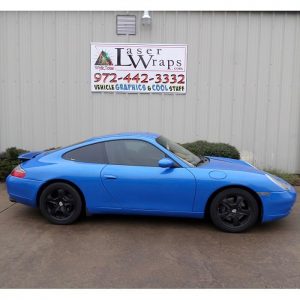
209,188,259,233
39,182,82,225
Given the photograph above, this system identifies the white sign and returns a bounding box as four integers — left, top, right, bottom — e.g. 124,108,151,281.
91,43,187,94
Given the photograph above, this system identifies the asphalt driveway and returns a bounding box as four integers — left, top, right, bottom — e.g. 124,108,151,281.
0,183,300,288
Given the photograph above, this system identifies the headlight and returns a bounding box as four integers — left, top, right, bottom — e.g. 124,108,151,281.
265,174,290,190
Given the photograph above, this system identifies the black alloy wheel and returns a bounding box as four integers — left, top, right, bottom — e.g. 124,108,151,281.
39,182,82,225
209,188,259,233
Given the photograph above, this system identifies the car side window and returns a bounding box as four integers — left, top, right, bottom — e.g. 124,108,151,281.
62,142,108,164
105,140,166,167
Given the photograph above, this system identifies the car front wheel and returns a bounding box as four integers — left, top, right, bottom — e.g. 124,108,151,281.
209,188,259,233
39,182,82,225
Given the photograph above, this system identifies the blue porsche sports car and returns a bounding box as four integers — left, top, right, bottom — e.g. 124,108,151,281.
6,132,297,232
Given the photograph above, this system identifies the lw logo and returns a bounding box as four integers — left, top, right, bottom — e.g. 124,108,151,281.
95,51,113,66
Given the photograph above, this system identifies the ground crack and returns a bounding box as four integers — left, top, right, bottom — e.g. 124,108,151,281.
0,203,16,214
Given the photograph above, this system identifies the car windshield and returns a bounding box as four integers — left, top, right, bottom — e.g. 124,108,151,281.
156,136,202,167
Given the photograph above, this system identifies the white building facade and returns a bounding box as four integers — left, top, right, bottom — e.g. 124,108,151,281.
0,11,300,172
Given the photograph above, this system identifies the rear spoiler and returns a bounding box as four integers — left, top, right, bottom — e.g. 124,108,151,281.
18,151,43,162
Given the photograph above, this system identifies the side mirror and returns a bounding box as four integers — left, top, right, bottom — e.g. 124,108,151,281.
158,158,174,168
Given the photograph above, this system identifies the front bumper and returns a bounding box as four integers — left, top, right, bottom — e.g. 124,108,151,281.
6,175,43,207
261,186,297,222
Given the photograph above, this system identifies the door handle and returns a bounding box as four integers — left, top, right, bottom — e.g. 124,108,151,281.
103,174,117,179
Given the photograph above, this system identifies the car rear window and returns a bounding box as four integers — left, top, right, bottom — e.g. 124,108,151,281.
62,142,108,164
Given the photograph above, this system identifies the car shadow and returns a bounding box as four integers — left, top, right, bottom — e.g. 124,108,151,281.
251,218,290,233
16,205,290,234
91,213,208,224
18,205,212,229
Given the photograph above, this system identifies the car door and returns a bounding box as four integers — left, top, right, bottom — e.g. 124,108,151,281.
100,139,196,212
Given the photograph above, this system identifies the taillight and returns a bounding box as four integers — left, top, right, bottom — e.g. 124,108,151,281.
11,165,26,178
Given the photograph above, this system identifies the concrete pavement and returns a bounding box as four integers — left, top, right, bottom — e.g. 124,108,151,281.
0,183,299,288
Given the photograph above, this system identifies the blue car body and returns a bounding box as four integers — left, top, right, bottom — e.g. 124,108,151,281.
6,132,297,223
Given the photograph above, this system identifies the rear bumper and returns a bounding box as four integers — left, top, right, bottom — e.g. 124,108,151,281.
261,186,297,222
6,175,43,207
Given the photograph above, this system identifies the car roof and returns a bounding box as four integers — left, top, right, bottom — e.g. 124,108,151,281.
89,132,160,142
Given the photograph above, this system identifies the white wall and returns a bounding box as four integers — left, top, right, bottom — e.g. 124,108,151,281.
0,11,300,172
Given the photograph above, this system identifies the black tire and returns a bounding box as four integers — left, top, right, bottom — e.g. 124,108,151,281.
39,182,82,225
209,188,259,233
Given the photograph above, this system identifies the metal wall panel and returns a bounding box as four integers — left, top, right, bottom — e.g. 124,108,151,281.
0,11,300,172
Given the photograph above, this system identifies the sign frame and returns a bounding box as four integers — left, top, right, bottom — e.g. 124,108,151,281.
91,42,188,94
